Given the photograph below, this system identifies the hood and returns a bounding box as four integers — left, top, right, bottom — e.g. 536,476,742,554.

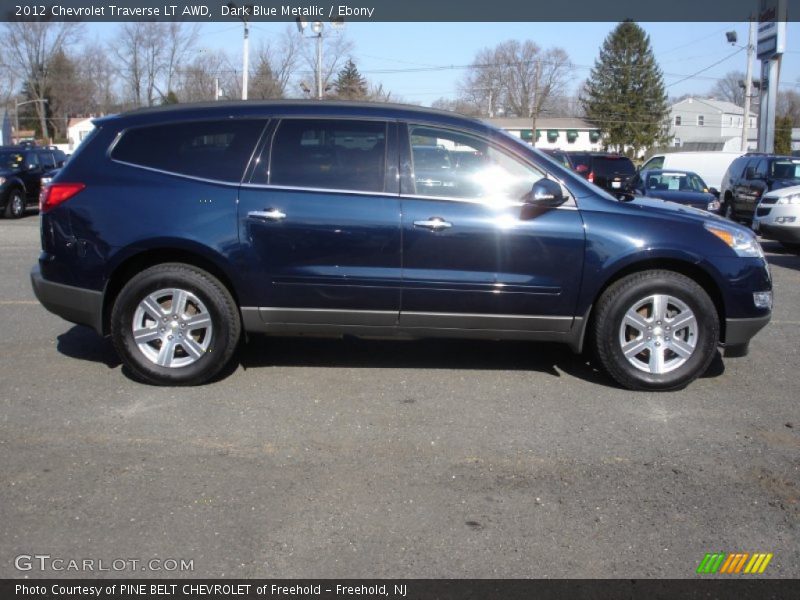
644,189,715,205
763,183,800,199
770,179,800,192
627,196,735,227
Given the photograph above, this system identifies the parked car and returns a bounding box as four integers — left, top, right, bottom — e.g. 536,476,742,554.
720,153,800,223
625,169,721,213
752,184,800,251
31,101,772,391
0,146,65,218
540,148,574,170
567,152,636,196
640,151,744,191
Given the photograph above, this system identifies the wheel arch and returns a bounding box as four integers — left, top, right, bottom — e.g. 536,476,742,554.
101,246,241,336
581,257,727,352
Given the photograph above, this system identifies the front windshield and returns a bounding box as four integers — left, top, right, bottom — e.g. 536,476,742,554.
769,160,800,181
0,151,25,170
645,172,708,193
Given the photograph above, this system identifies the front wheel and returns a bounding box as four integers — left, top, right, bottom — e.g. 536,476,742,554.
111,263,241,385
593,270,719,391
722,199,734,220
4,189,25,218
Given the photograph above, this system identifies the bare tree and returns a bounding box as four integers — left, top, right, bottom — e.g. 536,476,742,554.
46,49,96,140
177,49,236,102
777,89,800,126
161,22,200,99
111,22,184,107
300,32,354,97
709,70,746,107
457,40,572,123
250,27,300,99
79,42,118,114
3,20,82,140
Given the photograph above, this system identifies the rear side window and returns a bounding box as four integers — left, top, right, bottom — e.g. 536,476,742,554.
642,156,664,170
111,119,266,183
266,119,387,192
38,151,56,169
593,157,635,177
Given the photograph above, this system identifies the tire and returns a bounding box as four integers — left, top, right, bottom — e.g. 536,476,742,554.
110,263,241,386
722,197,734,220
593,270,719,391
4,189,25,219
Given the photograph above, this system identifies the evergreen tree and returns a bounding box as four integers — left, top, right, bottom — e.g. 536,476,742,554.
161,90,180,105
334,58,367,100
775,115,793,155
581,21,670,156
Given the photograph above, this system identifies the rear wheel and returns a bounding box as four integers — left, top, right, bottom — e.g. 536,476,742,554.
4,189,25,218
593,270,719,391
111,263,241,385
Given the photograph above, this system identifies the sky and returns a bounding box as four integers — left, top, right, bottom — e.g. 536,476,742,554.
91,21,800,105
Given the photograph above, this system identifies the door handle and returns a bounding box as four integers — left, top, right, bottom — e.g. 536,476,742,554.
248,209,286,221
413,217,452,231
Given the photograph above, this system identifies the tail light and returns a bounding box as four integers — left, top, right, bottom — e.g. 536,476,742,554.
587,171,594,183
40,183,85,213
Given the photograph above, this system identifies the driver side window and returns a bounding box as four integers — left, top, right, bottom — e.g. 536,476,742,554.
407,125,545,205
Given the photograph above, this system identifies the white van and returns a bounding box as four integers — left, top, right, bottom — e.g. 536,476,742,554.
640,152,745,191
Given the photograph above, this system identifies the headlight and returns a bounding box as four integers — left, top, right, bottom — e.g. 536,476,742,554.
776,194,800,205
0,177,5,185
707,200,720,212
704,222,764,258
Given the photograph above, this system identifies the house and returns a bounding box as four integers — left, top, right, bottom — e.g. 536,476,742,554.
0,111,13,145
669,97,757,151
484,117,602,152
67,117,96,151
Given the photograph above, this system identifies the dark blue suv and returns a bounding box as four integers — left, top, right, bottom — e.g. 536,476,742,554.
30,102,772,390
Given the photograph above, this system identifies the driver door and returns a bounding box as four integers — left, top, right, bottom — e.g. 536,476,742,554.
398,124,585,332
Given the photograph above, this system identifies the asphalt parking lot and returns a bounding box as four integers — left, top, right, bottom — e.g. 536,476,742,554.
1,215,798,579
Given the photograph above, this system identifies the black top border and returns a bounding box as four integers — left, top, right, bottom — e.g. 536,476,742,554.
0,0,795,22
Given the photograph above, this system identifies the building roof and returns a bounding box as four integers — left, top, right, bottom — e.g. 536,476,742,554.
67,117,92,129
672,97,756,117
484,117,598,130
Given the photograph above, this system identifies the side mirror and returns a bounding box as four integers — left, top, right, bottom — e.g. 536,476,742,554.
526,178,565,208
708,187,720,199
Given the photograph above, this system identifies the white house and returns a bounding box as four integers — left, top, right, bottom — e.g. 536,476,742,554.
669,97,757,151
484,117,602,152
67,117,96,151
0,110,12,145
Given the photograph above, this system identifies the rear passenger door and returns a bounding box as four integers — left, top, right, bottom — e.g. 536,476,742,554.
237,118,402,326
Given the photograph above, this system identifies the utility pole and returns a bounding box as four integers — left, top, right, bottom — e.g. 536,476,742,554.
530,60,540,147
741,19,756,152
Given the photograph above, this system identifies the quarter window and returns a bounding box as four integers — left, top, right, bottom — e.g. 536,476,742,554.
408,125,546,204
266,119,387,192
111,119,266,182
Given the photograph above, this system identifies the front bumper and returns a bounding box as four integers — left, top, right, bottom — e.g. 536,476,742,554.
725,314,771,346
30,265,104,334
758,223,800,244
753,203,800,243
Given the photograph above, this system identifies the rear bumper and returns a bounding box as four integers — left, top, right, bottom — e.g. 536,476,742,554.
30,265,104,334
